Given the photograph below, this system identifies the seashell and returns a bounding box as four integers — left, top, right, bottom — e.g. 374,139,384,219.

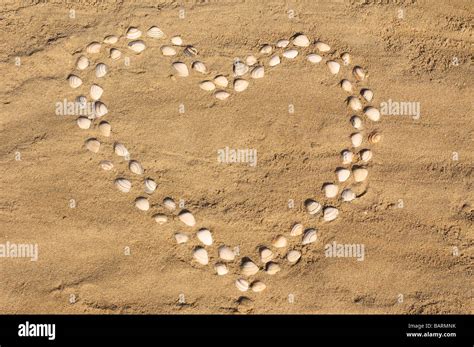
246,55,257,66
235,278,249,292
192,61,207,74
260,44,273,55
184,45,198,57
196,228,213,246
215,263,228,276
110,48,122,60
114,143,129,157
68,74,82,88
172,62,189,77
218,246,235,261
175,232,189,244
163,197,176,211
302,228,317,245
115,178,131,193
361,88,374,102
85,138,100,153
99,160,113,171
323,207,339,222
268,55,280,67
193,247,208,265
287,250,301,264
98,121,111,137
368,131,382,144
103,35,118,44
135,197,150,211
351,132,363,148
341,189,356,202
276,39,290,48
214,75,228,88
170,36,183,46
265,262,281,275
233,79,249,92
282,49,298,59
341,52,351,65
241,260,259,276
293,34,310,47
353,167,369,182
147,26,164,39
77,116,91,129
353,66,366,81
233,61,249,76
126,27,142,40
307,53,322,64
336,168,351,182
326,60,340,74
259,247,273,263
250,65,264,79
153,213,167,225
360,149,373,162
290,223,304,237
90,84,104,101
198,80,214,91
251,281,266,293
161,45,177,56
128,40,146,53
76,56,89,70
341,79,353,93
315,41,331,52
178,210,196,227
364,106,381,122
347,96,362,112
129,160,144,175
86,42,101,54
305,199,322,215
95,63,108,78
272,235,288,248
144,178,157,194
323,183,339,198
350,115,363,129
214,90,230,100
341,149,354,165
94,101,108,118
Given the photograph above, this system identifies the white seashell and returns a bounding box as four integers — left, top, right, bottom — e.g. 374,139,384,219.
147,26,164,39
287,250,301,264
94,101,108,118
241,260,259,276
364,107,381,122
246,55,257,66
342,189,356,202
163,197,176,211
175,232,189,244
153,213,167,224
305,199,322,215
218,246,235,261
265,262,281,275
161,45,177,56
213,75,228,88
233,61,249,76
192,61,207,74
126,27,142,40
77,117,91,129
103,35,118,44
276,39,290,48
361,88,374,102
323,207,339,222
193,247,208,265
233,79,249,92
260,44,273,55
360,149,373,162
341,150,354,165
272,235,288,248
250,65,264,79
323,183,339,198
199,80,216,91
85,138,100,153
282,49,298,59
196,228,213,246
129,160,144,175
353,66,366,80
302,228,317,245
235,278,249,292
293,34,310,47
307,53,322,64
135,197,149,211
95,63,108,78
315,41,331,52
86,42,101,54
99,160,113,171
350,115,363,129
327,60,340,74
353,167,369,182
336,168,351,182
115,178,131,193
351,132,363,147
114,143,129,157
259,247,274,263
341,79,353,93
215,263,228,276
76,56,89,70
144,179,157,194
268,55,280,67
98,121,111,137
251,281,266,293
347,96,362,112
214,90,230,100
90,84,103,101
341,52,351,65
110,48,121,60
128,40,146,53
170,36,183,46
290,223,304,236
178,210,196,227
172,62,189,77
68,75,82,88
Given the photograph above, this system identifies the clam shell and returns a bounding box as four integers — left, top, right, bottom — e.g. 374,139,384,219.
250,65,264,79
218,246,235,261
128,40,146,53
172,62,189,77
246,55,257,66
259,44,273,55
323,207,339,222
259,247,274,263
350,115,363,129
193,247,209,265
276,39,290,48
126,27,142,40
305,199,322,215
290,223,304,237
175,232,189,244
147,26,164,39
129,160,144,175
214,90,230,100
265,262,281,275
341,150,354,164
234,78,249,92
353,66,366,80
251,281,266,293
368,131,382,144
233,61,249,76
86,42,101,54
327,60,340,74
192,61,207,74
215,263,228,276
170,36,183,46
351,132,363,148
90,84,103,101
153,213,167,224
323,183,339,198
114,143,129,157
341,79,353,93
241,260,259,276
353,167,369,182
163,197,176,211
268,55,281,67
95,63,108,78
85,138,100,153
361,88,374,102
98,121,111,137
76,56,89,70
68,74,82,88
287,250,301,264
336,168,351,182
94,101,108,118
115,178,131,193
110,48,122,60
199,80,215,91
184,45,198,57
341,52,351,65
178,210,196,227
161,45,176,56
342,188,356,202
103,35,118,44
135,197,150,211
282,49,298,59
307,53,322,64
196,228,213,246
77,116,91,129
360,149,373,162
235,278,249,292
272,235,288,248
364,106,381,122
214,75,228,88
315,41,331,52
144,178,157,194
99,160,113,171
347,96,362,112
293,34,310,47
302,228,317,245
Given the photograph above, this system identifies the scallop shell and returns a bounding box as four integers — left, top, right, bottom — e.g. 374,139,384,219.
350,115,363,129
351,132,363,148
250,65,264,79
110,48,121,60
265,262,281,275
153,213,167,224
251,281,266,293
94,101,108,118
215,263,228,276
135,197,149,211
364,107,381,122
98,121,111,137
246,55,257,66
86,42,101,54
126,27,142,40
290,223,304,237
272,235,288,248
161,45,176,56
90,84,103,101
170,36,183,46
214,75,228,88
293,34,310,47
129,160,144,175
268,55,281,67
287,250,301,264
68,74,82,88
147,26,164,39
128,40,146,53
85,138,100,153
302,228,317,245
178,210,196,227
342,189,356,202
184,45,198,57
163,197,176,211
76,56,89,70
305,199,322,215
144,178,157,194
353,167,369,182
323,183,339,198
336,168,351,182
315,41,331,52
196,228,213,246
175,232,189,244
323,207,339,222
259,247,274,263
103,35,118,44
341,79,353,93
341,52,351,65
99,160,113,171
114,143,129,157
353,66,366,81
218,246,235,261
233,61,249,76
259,44,273,55
341,150,354,165
172,62,189,77
241,260,259,276
276,39,290,48
95,63,108,78
214,90,230,100
77,117,91,129
192,61,207,74
307,53,322,64
234,78,249,92
115,178,131,193
193,247,208,265
282,49,298,59
360,149,373,162
361,88,374,102
235,278,249,292
327,60,340,74
347,96,362,112
368,131,382,144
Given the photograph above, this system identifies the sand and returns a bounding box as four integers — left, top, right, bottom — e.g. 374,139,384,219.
0,0,472,314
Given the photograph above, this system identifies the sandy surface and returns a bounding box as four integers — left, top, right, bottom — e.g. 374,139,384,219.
0,0,472,314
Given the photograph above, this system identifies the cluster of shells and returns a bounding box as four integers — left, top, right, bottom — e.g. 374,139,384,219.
67,27,382,295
